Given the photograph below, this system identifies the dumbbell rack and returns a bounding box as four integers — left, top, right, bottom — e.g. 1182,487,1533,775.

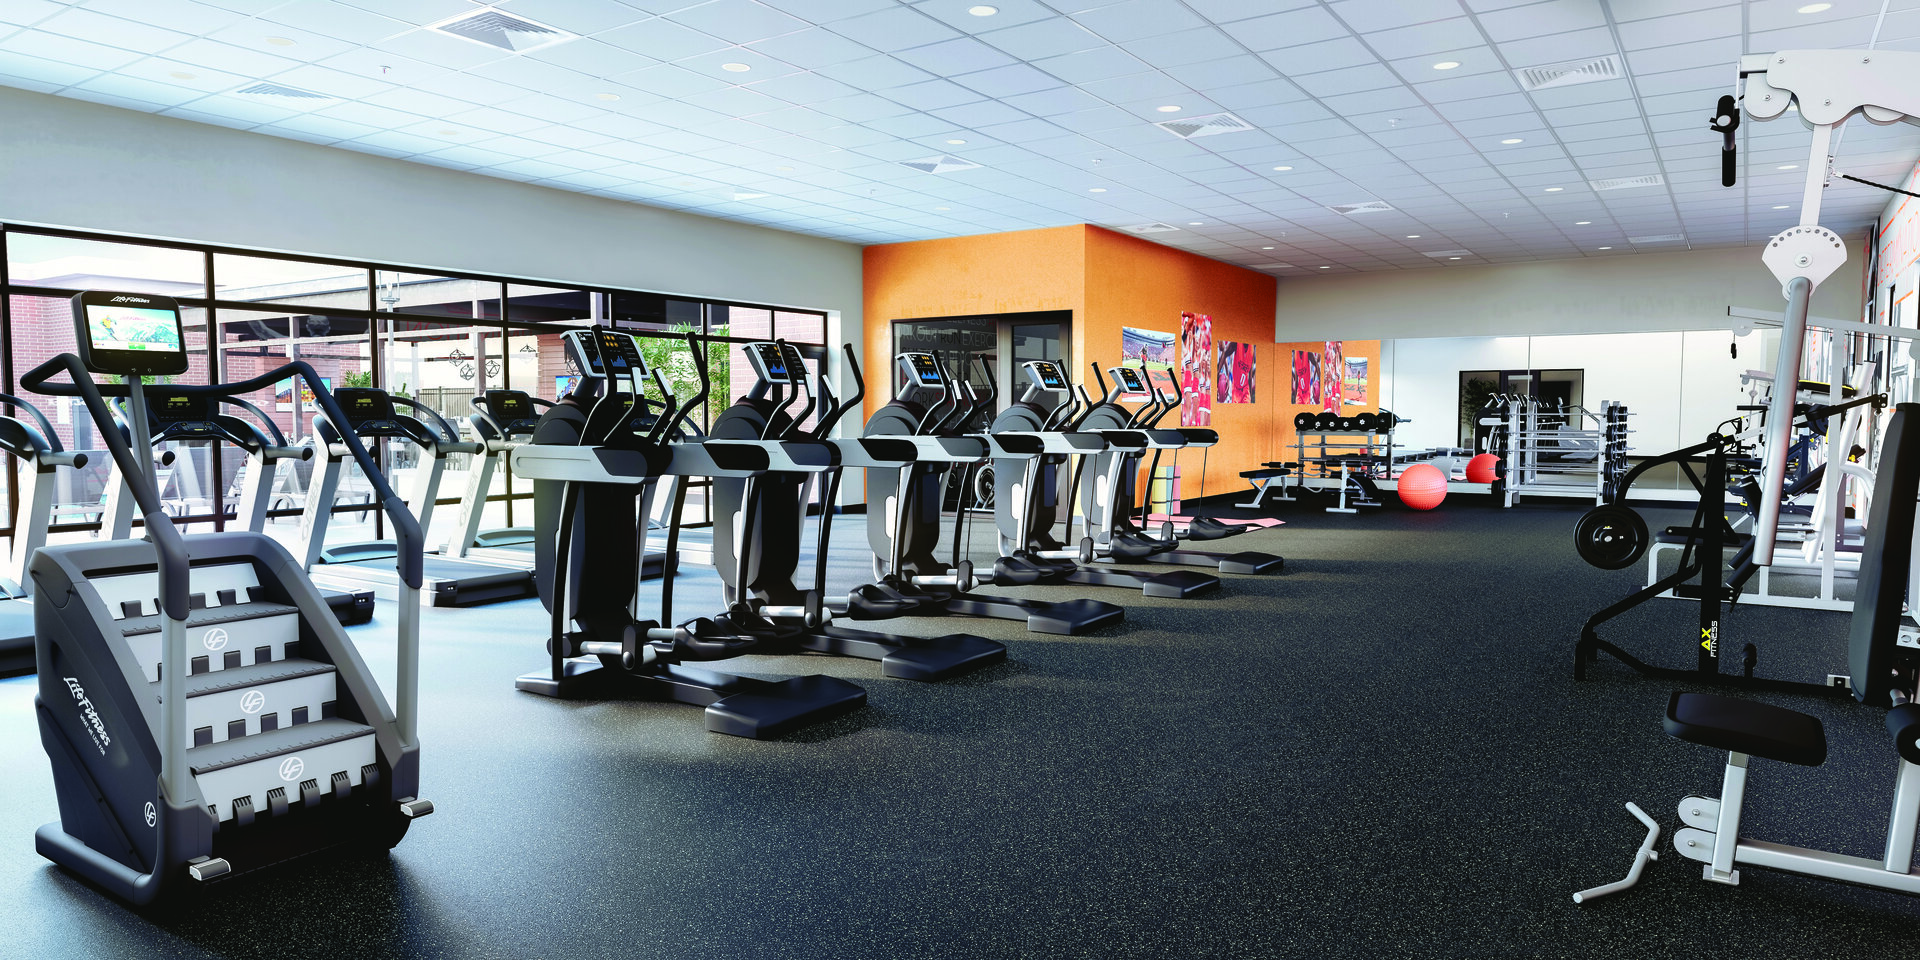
1482,398,1629,507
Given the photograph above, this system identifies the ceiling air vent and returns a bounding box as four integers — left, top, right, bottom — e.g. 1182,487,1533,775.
1589,174,1664,191
1422,249,1473,258
1122,222,1180,234
428,7,575,54
235,82,333,102
1327,200,1393,215
900,155,981,174
1154,112,1255,140
1628,234,1686,243
1516,55,1622,92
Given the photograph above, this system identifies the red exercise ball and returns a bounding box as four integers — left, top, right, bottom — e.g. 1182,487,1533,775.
1466,453,1500,484
1398,463,1448,510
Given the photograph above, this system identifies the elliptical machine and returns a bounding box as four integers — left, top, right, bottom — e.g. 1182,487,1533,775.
990,360,1218,599
860,352,1125,635
510,327,865,739
1075,364,1283,576
29,291,431,906
0,394,87,676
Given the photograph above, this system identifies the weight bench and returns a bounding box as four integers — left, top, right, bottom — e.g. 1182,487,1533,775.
1238,463,1297,508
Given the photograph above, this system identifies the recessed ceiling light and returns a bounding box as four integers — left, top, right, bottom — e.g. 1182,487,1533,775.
1574,220,1591,225
969,4,999,15
169,70,197,80
1798,2,1832,12
1598,246,1612,250
1156,105,1182,113
1272,165,1293,172
1432,60,1460,70
776,165,793,171
1544,187,1563,192
1778,164,1799,170
721,62,751,73
1318,265,1330,269
935,206,950,211
1448,257,1461,261
596,92,620,101
1773,204,1790,209
1089,187,1107,192
265,36,295,46
946,138,966,144
1189,221,1204,225
1500,138,1524,145
1262,246,1274,250
436,128,459,135
1406,234,1420,239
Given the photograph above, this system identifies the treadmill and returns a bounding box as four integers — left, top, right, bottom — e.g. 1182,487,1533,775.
299,387,537,606
99,389,377,626
0,394,88,676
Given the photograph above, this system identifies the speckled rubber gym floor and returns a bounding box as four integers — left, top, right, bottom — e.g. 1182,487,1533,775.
1,495,1911,959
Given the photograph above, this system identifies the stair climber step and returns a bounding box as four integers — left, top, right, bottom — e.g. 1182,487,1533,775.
178,657,339,752
187,717,377,824
118,600,302,684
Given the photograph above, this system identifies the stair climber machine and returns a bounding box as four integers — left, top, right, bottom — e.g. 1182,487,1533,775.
447,389,672,578
1076,364,1284,576
990,360,1219,599
26,290,431,906
861,352,1125,635
0,394,88,676
100,389,376,627
509,326,865,738
298,388,536,607
1142,365,1283,541
707,340,1005,680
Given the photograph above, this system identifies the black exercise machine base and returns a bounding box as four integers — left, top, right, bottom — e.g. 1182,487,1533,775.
1066,566,1219,598
515,659,868,739
1109,549,1285,576
1574,632,1852,699
323,589,375,626
426,569,537,607
804,626,1007,681
937,594,1124,635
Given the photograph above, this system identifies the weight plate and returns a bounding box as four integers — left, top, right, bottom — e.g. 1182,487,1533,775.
1294,412,1316,430
1354,412,1377,431
1337,417,1356,431
1315,412,1338,430
1573,504,1649,570
1376,409,1395,431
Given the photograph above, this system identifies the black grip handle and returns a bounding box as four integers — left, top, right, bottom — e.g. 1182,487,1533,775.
1721,143,1737,188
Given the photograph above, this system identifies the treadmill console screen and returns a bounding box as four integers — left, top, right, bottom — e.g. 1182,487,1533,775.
1028,361,1066,390
70,291,190,377
596,330,640,373
747,342,793,384
903,353,945,386
486,389,533,422
335,388,397,427
566,330,605,376
149,392,212,423
1112,366,1148,397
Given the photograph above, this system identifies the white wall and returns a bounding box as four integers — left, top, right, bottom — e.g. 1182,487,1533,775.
1276,243,1866,341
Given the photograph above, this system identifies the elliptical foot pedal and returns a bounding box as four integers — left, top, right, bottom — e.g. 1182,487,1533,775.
704,674,867,739
187,857,231,882
879,634,1008,682
1024,599,1124,635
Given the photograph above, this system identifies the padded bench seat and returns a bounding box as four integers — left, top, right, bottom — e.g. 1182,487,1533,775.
1664,691,1827,766
1240,467,1290,479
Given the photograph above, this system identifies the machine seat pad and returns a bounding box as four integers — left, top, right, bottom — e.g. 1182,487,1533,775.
1240,468,1289,479
1664,692,1826,766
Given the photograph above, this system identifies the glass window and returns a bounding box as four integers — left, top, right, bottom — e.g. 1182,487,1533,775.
7,233,202,297
214,254,366,310
374,271,499,320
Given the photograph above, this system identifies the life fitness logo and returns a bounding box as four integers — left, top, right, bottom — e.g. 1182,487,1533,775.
239,689,266,715
202,627,229,652
60,677,112,757
107,295,153,304
279,756,305,783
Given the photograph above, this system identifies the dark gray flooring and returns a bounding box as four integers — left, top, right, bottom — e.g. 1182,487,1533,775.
2,492,1916,958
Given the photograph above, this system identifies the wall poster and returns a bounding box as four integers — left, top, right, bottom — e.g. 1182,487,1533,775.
1291,350,1319,404
1216,341,1256,404
1320,341,1343,412
1121,326,1175,368
1179,312,1213,426
1343,357,1369,406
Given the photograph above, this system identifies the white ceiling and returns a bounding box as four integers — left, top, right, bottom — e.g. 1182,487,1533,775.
2,0,1919,275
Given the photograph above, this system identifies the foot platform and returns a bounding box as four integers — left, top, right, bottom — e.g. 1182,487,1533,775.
516,659,867,739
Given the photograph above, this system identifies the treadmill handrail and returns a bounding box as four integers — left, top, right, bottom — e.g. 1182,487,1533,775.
0,392,66,454
391,395,479,454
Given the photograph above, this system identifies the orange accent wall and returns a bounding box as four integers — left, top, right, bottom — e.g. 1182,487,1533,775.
861,224,1280,507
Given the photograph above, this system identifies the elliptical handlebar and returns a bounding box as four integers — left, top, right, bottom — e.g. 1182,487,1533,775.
812,343,866,439
652,330,709,445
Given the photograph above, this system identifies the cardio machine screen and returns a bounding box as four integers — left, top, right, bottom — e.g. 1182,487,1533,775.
150,392,211,423
1029,361,1066,390
751,342,793,383
571,332,605,375
86,305,183,356
1113,367,1148,396
335,388,396,426
597,331,633,372
71,291,190,376
905,353,944,386
487,390,533,422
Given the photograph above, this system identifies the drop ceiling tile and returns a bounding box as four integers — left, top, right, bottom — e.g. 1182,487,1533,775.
1412,70,1522,102
814,54,934,89
614,63,730,98
744,28,877,69
253,113,382,142
664,0,811,45
444,105,549,134
1070,0,1208,43
1,30,151,72
117,56,251,93
745,70,861,105
1752,16,1883,50
914,0,1059,31
1030,44,1155,84
494,0,651,35
1292,63,1402,97
524,38,655,78
598,18,732,60
1479,0,1611,42
328,0,471,25
828,6,961,52
362,84,474,117
1319,85,1423,115
1362,17,1486,60
881,77,986,110
1121,27,1246,70
68,71,206,108
1225,6,1350,52
272,62,394,99
893,37,1019,75
1495,27,1619,68
861,111,959,137
35,9,195,54
1077,70,1189,102
369,27,511,70
812,92,916,121
258,0,415,45
312,98,426,128
1327,0,1469,31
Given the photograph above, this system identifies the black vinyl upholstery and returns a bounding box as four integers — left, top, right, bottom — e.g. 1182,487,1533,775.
1848,404,1920,706
1664,691,1826,766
